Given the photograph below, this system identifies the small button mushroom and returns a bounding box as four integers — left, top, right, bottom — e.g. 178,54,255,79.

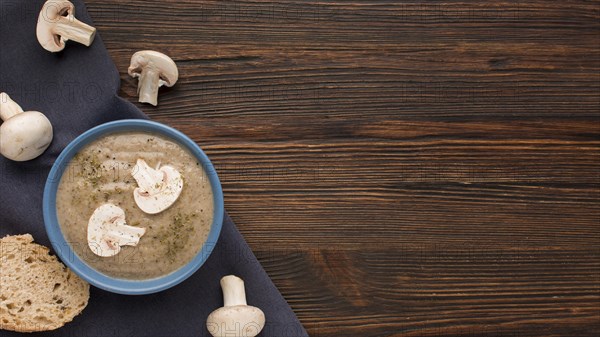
206,275,266,337
131,159,184,214
87,203,146,257
0,92,53,161
36,0,97,52
128,51,178,106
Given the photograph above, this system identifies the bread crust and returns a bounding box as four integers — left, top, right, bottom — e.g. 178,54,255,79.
0,234,90,332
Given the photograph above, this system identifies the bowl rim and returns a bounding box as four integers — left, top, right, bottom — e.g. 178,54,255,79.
43,119,224,295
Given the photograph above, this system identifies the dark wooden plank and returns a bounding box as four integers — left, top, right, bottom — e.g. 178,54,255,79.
84,0,600,336
256,247,599,336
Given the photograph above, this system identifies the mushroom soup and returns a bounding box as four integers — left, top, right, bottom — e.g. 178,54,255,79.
56,132,214,279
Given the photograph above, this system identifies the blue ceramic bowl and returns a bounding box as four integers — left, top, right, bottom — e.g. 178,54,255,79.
43,120,224,295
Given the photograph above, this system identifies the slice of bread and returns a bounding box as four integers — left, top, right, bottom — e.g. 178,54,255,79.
0,234,90,332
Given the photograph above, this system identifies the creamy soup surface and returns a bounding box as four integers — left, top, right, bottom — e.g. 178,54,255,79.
56,132,214,280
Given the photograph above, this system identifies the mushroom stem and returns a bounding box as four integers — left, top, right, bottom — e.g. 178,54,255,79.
0,92,24,121
137,68,161,106
53,15,96,47
221,275,248,307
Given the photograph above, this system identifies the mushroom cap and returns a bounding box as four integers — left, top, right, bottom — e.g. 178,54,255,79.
37,0,74,52
128,50,179,87
0,111,53,161
206,305,266,337
87,203,146,257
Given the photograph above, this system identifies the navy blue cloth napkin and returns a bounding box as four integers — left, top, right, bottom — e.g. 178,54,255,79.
0,1,307,336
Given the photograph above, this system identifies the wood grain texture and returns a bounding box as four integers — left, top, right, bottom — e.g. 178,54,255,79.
84,0,600,336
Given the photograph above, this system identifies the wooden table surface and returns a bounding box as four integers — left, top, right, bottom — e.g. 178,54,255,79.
85,1,600,336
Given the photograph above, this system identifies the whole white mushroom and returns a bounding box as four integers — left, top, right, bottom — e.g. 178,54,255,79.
0,93,53,161
206,275,265,337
